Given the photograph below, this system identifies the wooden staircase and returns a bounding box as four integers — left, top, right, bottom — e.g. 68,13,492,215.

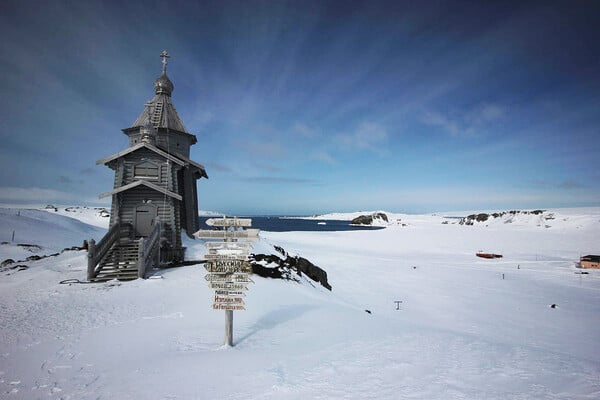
88,220,161,282
91,240,140,282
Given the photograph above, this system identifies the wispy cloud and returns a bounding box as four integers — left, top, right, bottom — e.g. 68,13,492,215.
80,167,97,175
526,179,587,190
313,151,337,165
422,103,506,137
244,176,318,184
336,122,388,155
292,122,319,138
57,176,83,185
251,162,284,173
238,141,286,158
558,180,585,189
205,162,234,173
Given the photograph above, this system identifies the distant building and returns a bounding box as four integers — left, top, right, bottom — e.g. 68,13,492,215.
87,51,208,281
580,255,600,269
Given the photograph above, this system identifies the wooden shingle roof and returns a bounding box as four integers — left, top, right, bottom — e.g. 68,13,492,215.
131,93,189,134
96,142,208,179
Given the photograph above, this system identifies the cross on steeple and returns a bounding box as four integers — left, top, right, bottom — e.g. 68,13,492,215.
160,50,170,73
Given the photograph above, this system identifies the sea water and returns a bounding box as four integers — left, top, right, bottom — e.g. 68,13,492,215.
198,216,384,232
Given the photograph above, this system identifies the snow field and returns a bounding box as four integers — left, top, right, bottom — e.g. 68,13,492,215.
0,207,599,399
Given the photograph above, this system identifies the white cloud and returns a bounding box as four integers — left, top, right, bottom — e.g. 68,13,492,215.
336,122,388,155
238,141,286,157
313,151,337,165
421,111,461,136
422,103,506,137
292,122,318,138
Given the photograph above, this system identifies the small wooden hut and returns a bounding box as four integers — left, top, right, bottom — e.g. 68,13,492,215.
580,255,600,269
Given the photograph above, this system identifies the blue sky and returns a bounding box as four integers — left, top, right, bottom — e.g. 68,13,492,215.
1,0,599,215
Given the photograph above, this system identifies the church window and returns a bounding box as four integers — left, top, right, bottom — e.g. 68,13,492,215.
134,161,159,180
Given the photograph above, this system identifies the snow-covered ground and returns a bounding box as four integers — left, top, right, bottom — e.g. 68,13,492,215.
1,206,599,399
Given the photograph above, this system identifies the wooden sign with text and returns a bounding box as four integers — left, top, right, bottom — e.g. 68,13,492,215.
206,217,252,227
199,216,260,346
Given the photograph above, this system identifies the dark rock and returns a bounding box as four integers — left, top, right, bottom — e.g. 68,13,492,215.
249,248,332,291
250,263,285,279
476,213,489,222
294,256,332,291
351,215,374,225
62,246,83,253
274,245,287,257
374,212,388,222
351,212,388,225
1,259,14,268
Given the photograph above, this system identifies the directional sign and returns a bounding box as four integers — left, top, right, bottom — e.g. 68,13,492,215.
208,282,249,291
208,247,247,256
207,259,249,268
206,217,252,227
204,254,248,261
232,274,254,283
215,290,246,297
214,295,245,305
204,273,254,283
205,242,253,249
194,229,260,240
205,274,234,282
204,262,251,274
213,304,245,311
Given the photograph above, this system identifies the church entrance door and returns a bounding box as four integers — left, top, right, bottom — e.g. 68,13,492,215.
134,204,157,237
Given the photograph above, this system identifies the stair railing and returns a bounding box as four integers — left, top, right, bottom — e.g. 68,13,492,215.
87,222,121,280
137,217,161,279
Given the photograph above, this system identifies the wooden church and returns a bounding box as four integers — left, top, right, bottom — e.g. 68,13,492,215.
88,51,208,282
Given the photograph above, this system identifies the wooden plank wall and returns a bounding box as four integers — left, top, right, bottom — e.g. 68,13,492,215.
104,148,184,248
155,130,192,158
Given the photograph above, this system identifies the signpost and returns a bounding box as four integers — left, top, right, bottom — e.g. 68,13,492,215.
208,282,249,291
206,217,252,227
204,242,252,250
195,217,258,347
194,229,259,240
204,253,248,261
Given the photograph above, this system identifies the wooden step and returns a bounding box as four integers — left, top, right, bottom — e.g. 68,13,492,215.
94,240,142,281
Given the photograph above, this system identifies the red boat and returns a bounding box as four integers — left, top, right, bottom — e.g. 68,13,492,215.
476,253,503,259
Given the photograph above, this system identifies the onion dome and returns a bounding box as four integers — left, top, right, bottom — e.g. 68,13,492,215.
154,72,174,95
154,50,174,96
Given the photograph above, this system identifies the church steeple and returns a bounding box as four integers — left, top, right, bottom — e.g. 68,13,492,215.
128,50,195,146
153,50,174,96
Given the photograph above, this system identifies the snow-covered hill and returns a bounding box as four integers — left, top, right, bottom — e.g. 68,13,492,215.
1,207,599,399
0,208,107,263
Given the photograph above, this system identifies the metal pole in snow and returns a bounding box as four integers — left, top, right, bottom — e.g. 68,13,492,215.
224,217,233,346
225,310,233,346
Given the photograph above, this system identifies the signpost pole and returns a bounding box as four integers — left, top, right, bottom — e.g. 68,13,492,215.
224,219,232,346
225,309,233,346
